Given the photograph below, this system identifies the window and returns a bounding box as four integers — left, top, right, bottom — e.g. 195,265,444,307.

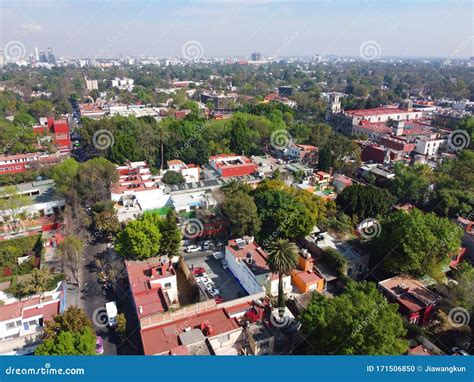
6,322,16,330
164,282,172,289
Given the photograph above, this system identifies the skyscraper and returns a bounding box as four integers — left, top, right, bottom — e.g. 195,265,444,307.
0,51,5,69
251,52,261,61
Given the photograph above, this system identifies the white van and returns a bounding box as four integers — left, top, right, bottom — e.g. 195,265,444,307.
105,301,118,328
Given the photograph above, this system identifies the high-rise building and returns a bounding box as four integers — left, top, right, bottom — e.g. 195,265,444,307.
47,47,56,64
0,51,5,69
251,52,261,61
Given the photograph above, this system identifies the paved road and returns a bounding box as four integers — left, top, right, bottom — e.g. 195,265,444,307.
78,242,118,355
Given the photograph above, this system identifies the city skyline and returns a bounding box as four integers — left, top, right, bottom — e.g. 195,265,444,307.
1,0,473,59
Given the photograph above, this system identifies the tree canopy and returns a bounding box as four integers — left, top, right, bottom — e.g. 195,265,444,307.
299,281,408,355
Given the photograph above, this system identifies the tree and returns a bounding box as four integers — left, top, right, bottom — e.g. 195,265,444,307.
92,201,120,238
336,184,395,221
299,281,408,355
51,158,80,195
158,210,182,258
371,209,463,279
115,218,161,259
162,170,185,185
58,236,84,285
266,239,298,312
77,157,119,205
390,162,432,204
16,268,54,297
35,327,96,355
43,306,93,340
221,191,261,237
0,185,31,232
116,313,127,335
318,133,360,172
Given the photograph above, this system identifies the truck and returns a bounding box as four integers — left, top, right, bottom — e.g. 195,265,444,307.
105,301,118,328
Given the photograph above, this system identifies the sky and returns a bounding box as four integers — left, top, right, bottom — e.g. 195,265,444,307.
0,0,473,59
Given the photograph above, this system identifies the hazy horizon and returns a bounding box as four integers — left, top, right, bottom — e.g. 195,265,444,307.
1,0,473,59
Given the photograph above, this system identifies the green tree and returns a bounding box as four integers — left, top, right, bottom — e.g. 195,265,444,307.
371,209,463,279
51,158,80,195
0,185,31,232
116,313,127,335
115,218,162,259
390,162,432,204
158,210,182,258
266,239,298,312
58,236,84,285
35,327,96,355
43,306,93,340
162,170,185,185
221,191,261,237
336,184,395,221
92,201,120,238
299,281,408,355
16,268,54,297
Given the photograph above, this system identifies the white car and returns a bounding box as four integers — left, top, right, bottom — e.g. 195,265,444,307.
212,251,224,260
202,241,210,250
185,245,200,253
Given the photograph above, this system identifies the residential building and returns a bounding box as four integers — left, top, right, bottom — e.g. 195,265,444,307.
0,281,65,355
110,77,134,91
125,257,179,322
291,248,325,294
309,171,332,190
208,154,257,178
0,179,65,222
170,191,216,214
378,275,440,325
332,174,352,193
302,230,369,281
32,117,71,152
111,161,170,221
166,160,200,183
284,144,318,164
224,237,291,297
0,151,69,175
413,135,445,156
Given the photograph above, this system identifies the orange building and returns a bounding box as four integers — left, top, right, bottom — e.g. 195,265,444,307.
291,250,325,294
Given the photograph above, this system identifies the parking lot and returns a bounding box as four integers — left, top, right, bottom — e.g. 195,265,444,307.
183,251,248,302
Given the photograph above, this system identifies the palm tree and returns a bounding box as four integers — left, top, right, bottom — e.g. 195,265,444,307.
266,238,298,316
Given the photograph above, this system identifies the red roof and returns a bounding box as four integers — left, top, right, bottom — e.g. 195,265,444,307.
346,107,408,117
126,258,175,319
0,296,60,322
140,307,240,355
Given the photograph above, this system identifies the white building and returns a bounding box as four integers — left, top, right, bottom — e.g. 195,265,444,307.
110,77,134,91
166,160,200,183
414,135,445,156
224,237,291,297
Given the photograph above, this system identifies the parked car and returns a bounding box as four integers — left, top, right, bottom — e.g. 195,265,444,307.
213,251,224,260
105,301,118,328
452,347,469,356
185,245,200,253
221,259,228,270
192,267,206,275
202,241,210,250
95,336,104,355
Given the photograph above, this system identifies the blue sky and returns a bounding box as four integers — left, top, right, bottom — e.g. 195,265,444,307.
1,0,473,58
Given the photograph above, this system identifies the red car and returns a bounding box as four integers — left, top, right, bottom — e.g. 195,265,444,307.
192,267,205,275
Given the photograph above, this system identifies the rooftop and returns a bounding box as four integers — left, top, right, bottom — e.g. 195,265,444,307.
378,275,440,313
125,257,176,319
226,237,274,277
